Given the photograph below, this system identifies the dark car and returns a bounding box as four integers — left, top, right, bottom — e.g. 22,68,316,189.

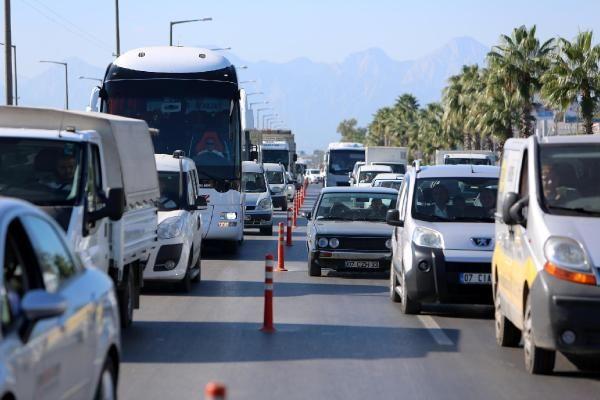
305,187,397,276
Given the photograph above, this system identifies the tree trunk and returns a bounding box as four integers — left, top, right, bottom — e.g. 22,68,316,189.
520,102,533,137
485,134,494,151
463,132,472,150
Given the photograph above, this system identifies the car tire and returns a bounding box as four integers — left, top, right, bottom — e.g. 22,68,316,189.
260,226,273,236
118,269,134,329
389,266,401,303
494,285,521,347
308,254,321,277
565,354,600,372
94,355,117,400
523,296,555,374
400,266,420,315
191,249,201,283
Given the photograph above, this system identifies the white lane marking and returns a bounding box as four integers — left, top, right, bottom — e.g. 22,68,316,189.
417,315,454,346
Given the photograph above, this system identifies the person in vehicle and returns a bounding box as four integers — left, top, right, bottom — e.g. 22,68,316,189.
158,177,178,210
541,163,579,206
368,198,388,219
194,132,227,166
39,153,76,192
477,189,497,218
450,195,466,218
432,184,450,218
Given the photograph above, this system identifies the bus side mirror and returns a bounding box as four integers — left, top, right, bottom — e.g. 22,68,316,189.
250,150,258,161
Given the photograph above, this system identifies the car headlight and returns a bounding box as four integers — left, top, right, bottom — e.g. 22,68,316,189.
412,227,443,249
317,237,329,248
158,216,185,239
544,237,590,272
385,239,392,249
220,212,237,220
257,198,272,210
329,238,339,248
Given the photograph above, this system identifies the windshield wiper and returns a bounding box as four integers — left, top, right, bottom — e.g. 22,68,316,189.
547,205,600,217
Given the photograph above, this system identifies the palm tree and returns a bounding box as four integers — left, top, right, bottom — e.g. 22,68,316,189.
487,25,554,137
541,31,600,134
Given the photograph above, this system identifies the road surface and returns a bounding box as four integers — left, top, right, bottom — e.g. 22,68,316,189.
120,185,600,399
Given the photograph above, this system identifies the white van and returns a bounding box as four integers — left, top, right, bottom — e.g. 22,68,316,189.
264,162,288,210
356,164,393,187
493,135,600,374
242,161,273,235
144,153,205,291
386,164,500,314
0,106,159,328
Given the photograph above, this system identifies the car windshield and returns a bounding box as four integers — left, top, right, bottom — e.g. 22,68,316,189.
266,170,284,184
0,139,83,206
308,169,319,175
412,177,498,223
359,170,390,184
243,172,267,193
374,180,402,190
316,192,397,222
329,150,365,174
157,172,183,211
445,157,491,165
539,144,600,216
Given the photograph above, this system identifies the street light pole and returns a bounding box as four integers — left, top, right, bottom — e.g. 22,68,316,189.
114,0,120,57
255,108,272,130
170,18,212,46
40,60,68,109
4,0,13,105
79,76,102,83
262,114,276,130
210,47,231,51
1,42,17,105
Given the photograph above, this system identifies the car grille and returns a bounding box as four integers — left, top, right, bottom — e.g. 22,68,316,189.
336,236,388,251
245,205,256,211
445,262,490,273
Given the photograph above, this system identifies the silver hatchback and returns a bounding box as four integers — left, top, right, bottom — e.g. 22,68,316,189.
0,198,121,399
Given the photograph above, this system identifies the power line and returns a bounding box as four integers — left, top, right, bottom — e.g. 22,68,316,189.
20,0,113,52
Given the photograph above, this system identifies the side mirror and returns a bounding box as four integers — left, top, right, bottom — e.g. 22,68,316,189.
250,151,259,161
386,209,404,227
194,196,208,210
502,192,528,226
293,154,298,162
21,290,67,322
348,172,353,178
302,210,312,219
106,188,126,221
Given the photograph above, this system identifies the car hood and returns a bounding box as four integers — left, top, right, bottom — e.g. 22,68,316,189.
314,220,393,236
544,214,600,266
244,192,267,205
418,220,495,251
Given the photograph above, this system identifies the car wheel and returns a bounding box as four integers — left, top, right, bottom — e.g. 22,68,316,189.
565,354,600,372
118,269,134,329
260,226,273,236
191,250,201,283
94,355,117,400
389,266,401,303
308,254,321,277
494,284,521,347
399,267,420,314
523,296,555,374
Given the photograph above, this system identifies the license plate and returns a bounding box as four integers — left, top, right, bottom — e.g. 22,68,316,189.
459,273,491,284
218,221,229,228
345,261,379,269
244,215,250,221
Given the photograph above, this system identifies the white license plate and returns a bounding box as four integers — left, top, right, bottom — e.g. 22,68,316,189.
218,221,229,228
244,215,251,221
459,273,491,284
345,261,379,269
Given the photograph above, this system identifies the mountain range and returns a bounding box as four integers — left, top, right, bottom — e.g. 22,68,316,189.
8,36,489,151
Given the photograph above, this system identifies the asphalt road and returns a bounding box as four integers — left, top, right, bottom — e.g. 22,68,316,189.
120,185,600,400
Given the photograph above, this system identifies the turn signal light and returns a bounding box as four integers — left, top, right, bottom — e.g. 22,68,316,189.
544,262,597,285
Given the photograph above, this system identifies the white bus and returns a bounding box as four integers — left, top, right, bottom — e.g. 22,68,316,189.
324,142,365,187
99,46,244,252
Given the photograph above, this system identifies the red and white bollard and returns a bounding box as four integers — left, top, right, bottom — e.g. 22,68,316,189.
286,209,293,247
205,382,227,400
292,205,297,227
276,222,288,271
261,254,275,333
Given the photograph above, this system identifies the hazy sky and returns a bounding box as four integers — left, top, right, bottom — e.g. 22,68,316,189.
6,0,600,78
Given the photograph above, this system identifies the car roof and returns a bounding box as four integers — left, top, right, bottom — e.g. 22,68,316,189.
155,154,196,172
413,164,500,179
373,173,404,180
540,134,600,145
320,186,398,195
242,160,264,173
359,165,393,172
0,196,57,229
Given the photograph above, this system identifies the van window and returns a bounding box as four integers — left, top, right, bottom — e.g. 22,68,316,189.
519,151,529,197
86,145,105,213
398,175,410,220
539,144,600,216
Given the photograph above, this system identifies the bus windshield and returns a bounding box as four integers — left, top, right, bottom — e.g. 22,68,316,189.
329,150,365,174
106,84,240,182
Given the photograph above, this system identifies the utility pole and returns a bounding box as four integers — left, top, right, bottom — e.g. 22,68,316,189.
114,0,120,57
4,0,13,105
0,42,17,105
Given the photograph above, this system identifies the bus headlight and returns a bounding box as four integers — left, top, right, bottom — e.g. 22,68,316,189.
158,216,185,239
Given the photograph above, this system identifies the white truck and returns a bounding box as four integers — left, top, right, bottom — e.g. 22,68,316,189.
0,106,160,328
365,146,408,174
435,150,496,165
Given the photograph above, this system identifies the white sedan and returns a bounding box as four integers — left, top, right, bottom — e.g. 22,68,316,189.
0,198,120,399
